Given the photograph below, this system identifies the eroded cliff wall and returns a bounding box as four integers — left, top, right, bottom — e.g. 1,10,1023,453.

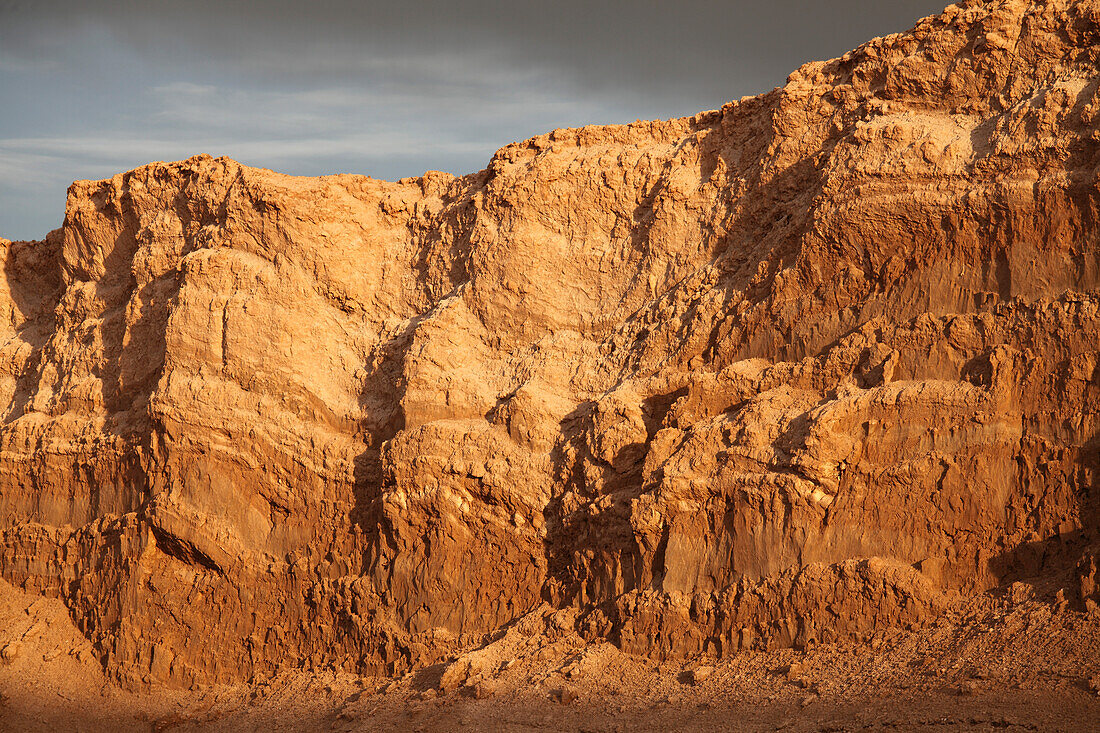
2,0,1100,687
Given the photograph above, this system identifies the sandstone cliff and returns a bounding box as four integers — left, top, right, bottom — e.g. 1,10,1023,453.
2,0,1100,687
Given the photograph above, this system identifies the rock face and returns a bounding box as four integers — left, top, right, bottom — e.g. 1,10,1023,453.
2,0,1100,687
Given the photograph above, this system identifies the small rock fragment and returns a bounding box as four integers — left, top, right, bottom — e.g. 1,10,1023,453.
1008,581,1033,604
438,660,472,692
461,680,493,699
688,665,714,685
0,643,21,664
550,687,578,704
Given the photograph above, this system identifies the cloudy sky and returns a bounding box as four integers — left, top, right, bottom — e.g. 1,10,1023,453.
1,0,946,240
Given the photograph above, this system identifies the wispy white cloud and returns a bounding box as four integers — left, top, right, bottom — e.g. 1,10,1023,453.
0,129,498,237
151,81,217,96
0,67,625,238
0,132,492,169
0,53,61,73
144,72,607,139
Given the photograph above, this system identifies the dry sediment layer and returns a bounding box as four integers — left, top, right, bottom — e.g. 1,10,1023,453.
2,0,1100,687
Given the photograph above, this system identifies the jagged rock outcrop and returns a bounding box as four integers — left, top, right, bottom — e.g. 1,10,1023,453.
2,0,1100,687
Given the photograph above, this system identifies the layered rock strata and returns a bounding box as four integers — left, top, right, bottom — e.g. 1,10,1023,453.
2,0,1100,687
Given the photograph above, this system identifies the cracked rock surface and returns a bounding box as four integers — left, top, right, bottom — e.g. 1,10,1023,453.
1,0,1100,701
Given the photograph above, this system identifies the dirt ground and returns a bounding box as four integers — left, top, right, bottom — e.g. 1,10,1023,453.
2,578,1099,732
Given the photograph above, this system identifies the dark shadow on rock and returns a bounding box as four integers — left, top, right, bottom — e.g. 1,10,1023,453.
988,528,1088,596
1,230,63,425
410,662,447,692
989,427,1100,598
541,386,690,615
350,310,426,577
